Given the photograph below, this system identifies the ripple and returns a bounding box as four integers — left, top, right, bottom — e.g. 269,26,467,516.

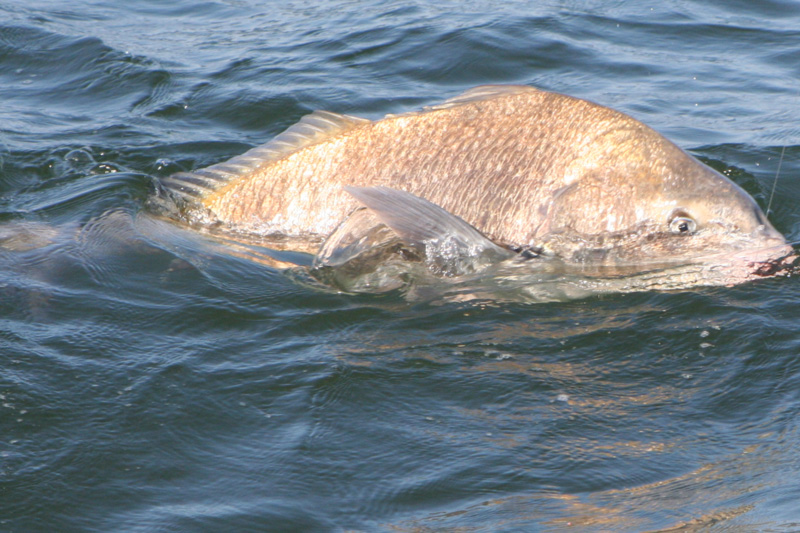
1,1,800,531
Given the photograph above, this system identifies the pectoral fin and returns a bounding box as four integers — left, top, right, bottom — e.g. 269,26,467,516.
344,186,513,275
314,207,404,268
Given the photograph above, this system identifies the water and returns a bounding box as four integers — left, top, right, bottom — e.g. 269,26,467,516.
2,1,800,531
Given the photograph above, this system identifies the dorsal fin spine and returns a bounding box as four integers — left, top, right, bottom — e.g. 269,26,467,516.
161,110,371,203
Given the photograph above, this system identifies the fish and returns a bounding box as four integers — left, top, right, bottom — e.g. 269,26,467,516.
160,85,794,289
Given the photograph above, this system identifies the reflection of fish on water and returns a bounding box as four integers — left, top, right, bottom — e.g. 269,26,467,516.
0,209,257,317
155,84,795,295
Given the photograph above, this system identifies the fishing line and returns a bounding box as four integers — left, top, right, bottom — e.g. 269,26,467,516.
766,144,785,217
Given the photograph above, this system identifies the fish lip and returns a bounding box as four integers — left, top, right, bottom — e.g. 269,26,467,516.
606,240,799,285
714,241,799,280
748,245,799,278
728,240,794,262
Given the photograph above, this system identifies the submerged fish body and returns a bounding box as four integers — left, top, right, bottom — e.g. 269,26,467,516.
162,85,793,290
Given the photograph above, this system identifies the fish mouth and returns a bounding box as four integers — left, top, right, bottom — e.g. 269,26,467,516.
745,243,799,278
559,240,799,290
711,240,799,283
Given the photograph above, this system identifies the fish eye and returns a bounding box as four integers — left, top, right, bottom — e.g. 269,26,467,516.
669,215,697,235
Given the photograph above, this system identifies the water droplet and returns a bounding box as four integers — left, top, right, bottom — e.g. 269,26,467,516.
91,163,119,174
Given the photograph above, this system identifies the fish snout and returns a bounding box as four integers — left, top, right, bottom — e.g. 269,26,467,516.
719,224,794,270
750,223,789,250
741,226,796,275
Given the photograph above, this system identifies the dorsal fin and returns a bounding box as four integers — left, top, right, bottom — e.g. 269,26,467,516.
424,85,540,112
160,110,371,202
384,85,540,120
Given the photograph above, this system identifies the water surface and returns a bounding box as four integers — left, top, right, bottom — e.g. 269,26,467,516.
2,1,800,531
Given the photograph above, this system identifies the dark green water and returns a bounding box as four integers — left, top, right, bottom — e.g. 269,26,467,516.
2,1,800,531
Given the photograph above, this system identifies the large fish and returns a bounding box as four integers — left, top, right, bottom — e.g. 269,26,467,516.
161,85,793,288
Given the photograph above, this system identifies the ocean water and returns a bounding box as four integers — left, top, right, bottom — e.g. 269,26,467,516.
2,1,800,531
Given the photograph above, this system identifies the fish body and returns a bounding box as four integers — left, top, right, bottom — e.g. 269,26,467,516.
163,85,792,286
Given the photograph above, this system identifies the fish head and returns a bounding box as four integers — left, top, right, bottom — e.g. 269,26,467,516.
539,135,794,284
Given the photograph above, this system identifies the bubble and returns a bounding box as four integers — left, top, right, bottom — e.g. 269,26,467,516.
154,158,181,174
65,148,95,166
